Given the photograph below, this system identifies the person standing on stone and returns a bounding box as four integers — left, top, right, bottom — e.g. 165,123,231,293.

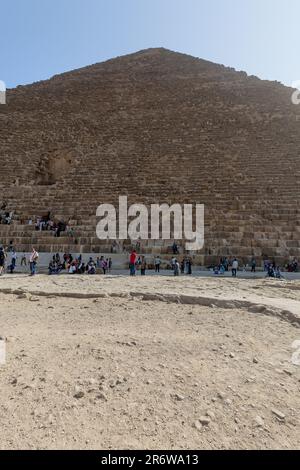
174,259,180,276
29,247,39,276
251,257,256,273
232,258,238,277
171,256,176,271
129,250,137,276
140,256,146,275
154,256,161,273
172,241,179,255
21,252,27,267
9,249,17,274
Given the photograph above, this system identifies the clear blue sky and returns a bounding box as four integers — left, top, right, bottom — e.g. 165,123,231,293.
0,0,299,88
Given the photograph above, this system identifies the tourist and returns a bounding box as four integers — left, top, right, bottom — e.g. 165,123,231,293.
172,241,179,255
101,258,107,274
0,247,6,276
213,265,220,275
69,263,76,274
63,252,68,266
75,257,84,274
174,259,180,276
186,257,192,275
4,211,12,225
48,220,54,231
21,252,27,266
136,256,142,271
98,255,104,270
29,247,39,276
171,256,176,271
287,258,299,272
232,258,238,277
87,257,96,274
48,260,54,275
108,258,112,273
180,259,185,274
275,266,283,279
140,256,146,275
8,250,17,274
251,257,256,273
266,264,275,278
154,256,161,273
129,250,137,276
48,260,62,275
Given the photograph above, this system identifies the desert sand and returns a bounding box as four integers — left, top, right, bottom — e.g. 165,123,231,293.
0,274,300,450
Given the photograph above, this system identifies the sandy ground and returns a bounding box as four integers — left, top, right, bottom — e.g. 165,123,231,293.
0,274,300,450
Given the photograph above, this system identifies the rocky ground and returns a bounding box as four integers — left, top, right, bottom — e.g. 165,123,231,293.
0,274,300,449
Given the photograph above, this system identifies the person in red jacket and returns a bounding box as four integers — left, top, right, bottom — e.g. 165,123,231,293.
129,250,137,276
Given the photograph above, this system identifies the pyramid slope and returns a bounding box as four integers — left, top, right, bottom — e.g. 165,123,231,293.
0,48,300,262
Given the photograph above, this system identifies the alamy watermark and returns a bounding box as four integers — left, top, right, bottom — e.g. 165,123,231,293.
0,80,6,105
96,196,204,251
291,80,300,106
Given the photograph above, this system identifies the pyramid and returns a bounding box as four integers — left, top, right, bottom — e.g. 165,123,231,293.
0,48,300,264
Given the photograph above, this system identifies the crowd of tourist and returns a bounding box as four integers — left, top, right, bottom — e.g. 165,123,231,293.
209,257,286,279
128,250,193,276
0,240,298,279
212,257,238,276
0,202,14,225
0,246,39,276
286,258,298,272
29,212,70,238
48,253,112,275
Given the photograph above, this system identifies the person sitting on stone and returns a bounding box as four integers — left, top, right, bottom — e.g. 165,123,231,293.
275,266,284,279
77,260,85,274
66,225,75,237
87,257,96,275
68,261,77,274
5,212,12,225
266,264,275,278
48,260,56,275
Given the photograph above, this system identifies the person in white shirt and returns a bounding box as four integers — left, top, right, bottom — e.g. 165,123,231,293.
29,247,39,276
155,256,161,273
232,258,238,277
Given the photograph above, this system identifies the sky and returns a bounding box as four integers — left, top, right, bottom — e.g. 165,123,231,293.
0,0,299,89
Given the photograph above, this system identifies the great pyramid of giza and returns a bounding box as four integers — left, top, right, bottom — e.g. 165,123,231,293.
0,48,299,264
